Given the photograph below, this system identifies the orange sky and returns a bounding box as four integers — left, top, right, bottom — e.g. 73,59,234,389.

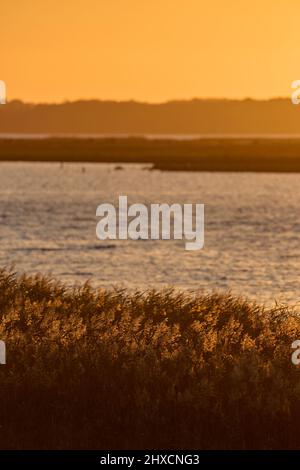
1,0,299,103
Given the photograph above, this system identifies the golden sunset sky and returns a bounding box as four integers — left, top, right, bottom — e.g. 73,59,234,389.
1,0,298,103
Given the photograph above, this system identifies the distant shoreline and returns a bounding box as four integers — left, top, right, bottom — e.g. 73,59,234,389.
2,133,300,140
2,136,300,172
1,98,300,136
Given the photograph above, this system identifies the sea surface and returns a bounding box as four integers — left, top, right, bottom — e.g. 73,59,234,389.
0,161,300,305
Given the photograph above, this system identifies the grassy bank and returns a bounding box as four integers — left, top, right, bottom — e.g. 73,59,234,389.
3,137,300,172
0,268,299,449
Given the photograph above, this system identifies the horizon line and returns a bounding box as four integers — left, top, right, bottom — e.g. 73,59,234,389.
4,96,292,106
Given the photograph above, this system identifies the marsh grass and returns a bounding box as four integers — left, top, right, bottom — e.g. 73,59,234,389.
0,268,299,449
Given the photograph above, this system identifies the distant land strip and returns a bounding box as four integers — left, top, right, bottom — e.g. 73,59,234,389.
1,98,300,135
2,137,300,171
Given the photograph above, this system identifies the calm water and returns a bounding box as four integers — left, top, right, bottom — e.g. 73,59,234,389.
0,162,300,305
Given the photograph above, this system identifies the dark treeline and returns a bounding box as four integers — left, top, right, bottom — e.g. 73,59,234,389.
1,98,300,135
